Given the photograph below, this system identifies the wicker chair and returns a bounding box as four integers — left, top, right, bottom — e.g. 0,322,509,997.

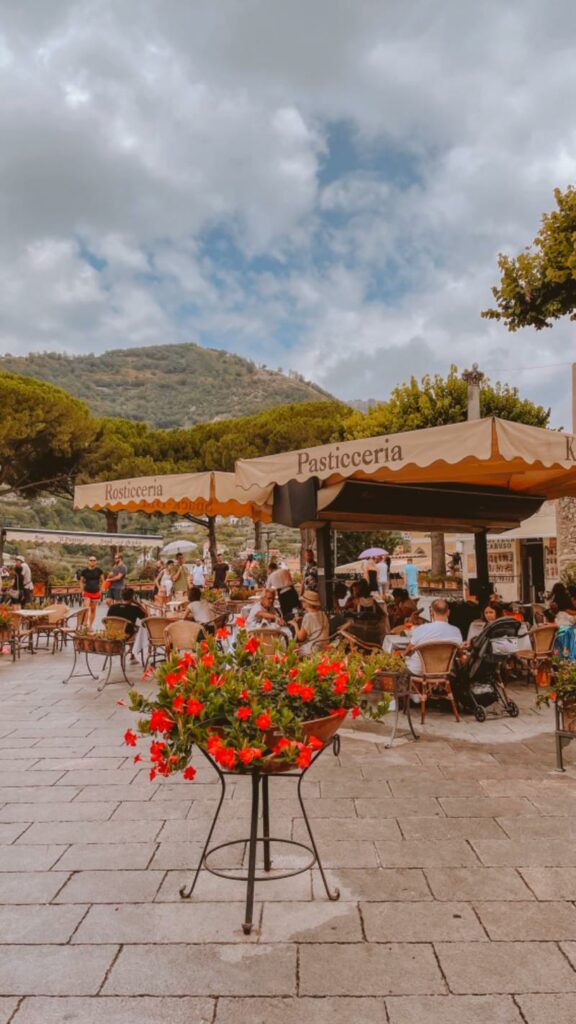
245,627,288,656
52,606,89,651
141,616,172,668
9,612,35,660
514,623,558,688
164,620,204,655
34,604,69,651
409,641,461,724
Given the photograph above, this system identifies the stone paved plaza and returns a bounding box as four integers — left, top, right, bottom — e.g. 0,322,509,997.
1,645,576,1023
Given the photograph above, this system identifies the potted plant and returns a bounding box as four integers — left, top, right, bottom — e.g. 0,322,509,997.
74,627,96,653
0,604,12,641
536,659,576,732
126,625,391,778
371,650,409,692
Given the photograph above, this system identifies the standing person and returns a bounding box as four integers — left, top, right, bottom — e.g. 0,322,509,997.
191,559,206,590
266,560,299,620
14,557,33,605
403,557,419,599
107,553,127,604
170,553,190,599
242,555,257,590
212,554,229,590
153,559,165,598
80,555,104,628
301,548,318,594
363,557,378,594
376,555,389,597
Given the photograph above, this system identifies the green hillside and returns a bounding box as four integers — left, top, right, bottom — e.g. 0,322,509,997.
0,343,332,428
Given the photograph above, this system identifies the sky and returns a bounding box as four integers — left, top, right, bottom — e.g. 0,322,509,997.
1,0,575,426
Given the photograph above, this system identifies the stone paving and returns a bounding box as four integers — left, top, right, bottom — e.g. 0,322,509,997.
1,643,576,1023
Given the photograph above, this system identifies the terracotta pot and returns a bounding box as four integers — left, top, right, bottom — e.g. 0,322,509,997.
302,713,343,744
94,638,124,655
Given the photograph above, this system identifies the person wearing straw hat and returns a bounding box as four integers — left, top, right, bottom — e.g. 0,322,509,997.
290,590,329,655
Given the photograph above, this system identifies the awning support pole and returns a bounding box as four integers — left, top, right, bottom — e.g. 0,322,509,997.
474,530,491,605
316,524,333,612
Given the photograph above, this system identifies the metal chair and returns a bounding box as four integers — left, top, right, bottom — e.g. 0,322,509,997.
34,604,69,651
9,612,35,660
53,606,89,651
164,620,204,655
409,641,461,724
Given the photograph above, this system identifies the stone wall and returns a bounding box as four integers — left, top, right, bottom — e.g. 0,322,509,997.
556,497,576,577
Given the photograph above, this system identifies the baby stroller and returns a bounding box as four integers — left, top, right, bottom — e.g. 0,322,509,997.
457,618,522,722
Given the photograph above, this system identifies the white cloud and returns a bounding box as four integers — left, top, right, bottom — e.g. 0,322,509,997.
0,0,574,425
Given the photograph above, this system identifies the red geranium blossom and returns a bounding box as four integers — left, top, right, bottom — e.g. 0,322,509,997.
183,766,196,781
235,615,246,627
307,735,323,751
299,685,316,702
133,753,142,763
185,698,204,717
172,695,185,713
296,746,313,769
244,636,259,654
209,672,224,687
149,709,175,733
215,626,230,639
287,681,302,697
178,652,197,668
351,705,361,719
254,711,272,730
288,667,299,679
239,688,250,700
123,729,138,747
201,653,215,668
261,678,273,693
236,706,252,721
238,747,263,765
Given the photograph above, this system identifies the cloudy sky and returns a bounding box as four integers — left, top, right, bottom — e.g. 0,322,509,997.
1,0,575,424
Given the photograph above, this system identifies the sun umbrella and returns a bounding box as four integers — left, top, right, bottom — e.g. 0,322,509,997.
161,540,197,556
358,547,388,558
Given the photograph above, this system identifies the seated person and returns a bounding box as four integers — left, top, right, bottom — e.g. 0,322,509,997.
355,578,383,619
343,580,362,614
550,590,576,627
329,581,351,634
107,588,146,662
405,598,462,675
185,586,218,627
467,601,502,641
245,588,285,630
290,590,329,654
389,588,417,629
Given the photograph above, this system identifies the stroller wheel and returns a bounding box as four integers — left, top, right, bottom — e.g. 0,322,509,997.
474,706,486,722
506,701,519,718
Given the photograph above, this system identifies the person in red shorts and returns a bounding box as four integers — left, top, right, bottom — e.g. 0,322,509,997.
80,555,104,629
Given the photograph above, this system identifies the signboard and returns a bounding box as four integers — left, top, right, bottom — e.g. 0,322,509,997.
5,528,162,549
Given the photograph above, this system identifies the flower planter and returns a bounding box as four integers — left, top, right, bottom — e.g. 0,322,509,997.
0,628,11,642
74,636,96,653
94,638,125,655
373,671,407,693
302,713,343,744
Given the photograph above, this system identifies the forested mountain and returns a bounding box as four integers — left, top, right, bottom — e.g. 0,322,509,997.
0,343,332,428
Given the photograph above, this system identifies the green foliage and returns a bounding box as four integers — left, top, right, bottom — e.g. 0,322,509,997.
336,530,402,566
0,343,334,427
341,367,549,439
482,185,576,330
0,373,97,497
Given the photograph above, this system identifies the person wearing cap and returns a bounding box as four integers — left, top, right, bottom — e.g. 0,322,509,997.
13,556,33,605
290,590,329,655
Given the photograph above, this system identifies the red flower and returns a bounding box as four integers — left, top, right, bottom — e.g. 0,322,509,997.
273,737,292,753
307,735,323,751
202,653,215,668
200,640,210,653
351,705,361,719
300,685,316,702
165,670,185,689
149,768,157,781
209,672,224,688
288,667,299,678
235,615,246,627
239,688,250,700
123,729,138,747
255,711,272,730
116,699,127,706
333,672,349,694
183,766,196,781
244,636,259,654
149,709,174,733
296,746,313,769
215,746,236,770
185,698,204,717
336,707,347,718
550,692,557,701
262,678,273,693
236,706,252,721
172,695,185,713
238,747,263,765
133,753,142,763
178,652,196,668
287,681,303,697
206,735,222,754
215,626,230,639
149,740,167,763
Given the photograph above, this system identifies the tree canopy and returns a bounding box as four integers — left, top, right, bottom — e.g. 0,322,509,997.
482,185,576,330
341,367,550,439
0,373,97,498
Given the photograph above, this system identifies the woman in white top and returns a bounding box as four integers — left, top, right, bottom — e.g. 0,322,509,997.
290,590,329,655
185,586,217,627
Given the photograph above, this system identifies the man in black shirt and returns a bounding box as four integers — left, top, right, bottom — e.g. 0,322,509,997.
80,556,104,628
213,555,229,589
107,588,146,662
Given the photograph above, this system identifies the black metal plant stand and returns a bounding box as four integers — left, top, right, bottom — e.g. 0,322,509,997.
179,743,340,935
61,643,99,685
96,648,131,692
554,699,576,772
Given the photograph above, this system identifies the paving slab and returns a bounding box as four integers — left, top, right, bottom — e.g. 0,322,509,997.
475,901,576,940
425,867,534,901
385,994,524,1024
0,999,20,1024
0,944,118,994
472,838,576,866
0,904,87,943
0,871,70,904
312,867,432,901
361,901,487,942
54,843,157,871
398,816,506,839
259,900,363,942
515,993,576,1024
518,867,576,900
435,941,576,993
216,996,386,1023
18,821,158,845
299,942,445,995
54,870,165,904
73,902,261,943
155,868,312,902
12,996,215,1024
376,839,477,867
0,802,118,822
0,844,66,871
104,943,297,995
